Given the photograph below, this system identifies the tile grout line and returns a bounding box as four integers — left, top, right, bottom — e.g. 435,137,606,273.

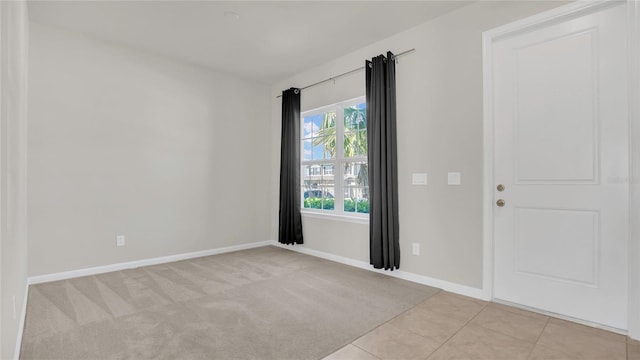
350,343,382,359
344,290,444,359
422,299,490,359
526,316,550,360
471,303,553,346
361,289,444,332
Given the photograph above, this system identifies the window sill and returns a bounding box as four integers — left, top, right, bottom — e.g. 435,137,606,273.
301,211,369,225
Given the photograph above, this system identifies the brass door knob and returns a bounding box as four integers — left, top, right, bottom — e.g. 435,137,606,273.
497,184,505,192
496,199,505,207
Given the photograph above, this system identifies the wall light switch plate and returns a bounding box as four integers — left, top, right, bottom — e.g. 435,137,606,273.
448,172,461,185
412,243,420,255
412,173,427,185
116,235,125,247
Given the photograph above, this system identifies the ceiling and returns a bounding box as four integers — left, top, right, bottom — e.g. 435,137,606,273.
28,1,471,84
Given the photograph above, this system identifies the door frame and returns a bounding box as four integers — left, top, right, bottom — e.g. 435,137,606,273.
482,0,640,338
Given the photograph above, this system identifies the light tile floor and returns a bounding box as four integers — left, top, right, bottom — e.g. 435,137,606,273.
324,291,639,360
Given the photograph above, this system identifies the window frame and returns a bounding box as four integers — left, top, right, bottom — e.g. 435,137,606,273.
300,96,368,222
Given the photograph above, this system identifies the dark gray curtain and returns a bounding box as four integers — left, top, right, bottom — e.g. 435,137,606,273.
278,88,304,245
366,52,399,270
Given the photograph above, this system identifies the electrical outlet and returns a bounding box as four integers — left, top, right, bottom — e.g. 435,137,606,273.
412,243,420,255
116,235,125,247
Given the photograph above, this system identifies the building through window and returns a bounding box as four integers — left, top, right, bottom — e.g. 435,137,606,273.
301,97,368,216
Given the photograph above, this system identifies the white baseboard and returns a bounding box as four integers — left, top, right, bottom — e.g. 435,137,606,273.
27,238,485,300
28,241,272,285
14,280,29,360
269,241,487,301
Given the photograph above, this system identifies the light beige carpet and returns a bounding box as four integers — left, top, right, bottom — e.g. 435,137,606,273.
20,246,439,359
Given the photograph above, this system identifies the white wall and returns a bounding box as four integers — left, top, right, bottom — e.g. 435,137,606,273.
28,23,272,276
270,1,567,289
0,0,29,358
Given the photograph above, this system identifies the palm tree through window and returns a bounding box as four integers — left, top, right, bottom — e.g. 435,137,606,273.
301,97,368,216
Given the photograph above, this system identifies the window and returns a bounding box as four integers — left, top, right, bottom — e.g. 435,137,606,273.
301,97,368,218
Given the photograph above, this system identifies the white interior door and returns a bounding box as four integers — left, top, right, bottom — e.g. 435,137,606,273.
491,2,629,329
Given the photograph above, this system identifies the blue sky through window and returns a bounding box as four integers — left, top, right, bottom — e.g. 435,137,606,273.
303,114,323,138
303,113,331,160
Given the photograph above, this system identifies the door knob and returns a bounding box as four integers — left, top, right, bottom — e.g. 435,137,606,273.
497,184,505,192
496,199,505,207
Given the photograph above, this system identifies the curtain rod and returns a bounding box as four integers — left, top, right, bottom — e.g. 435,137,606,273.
276,48,415,98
